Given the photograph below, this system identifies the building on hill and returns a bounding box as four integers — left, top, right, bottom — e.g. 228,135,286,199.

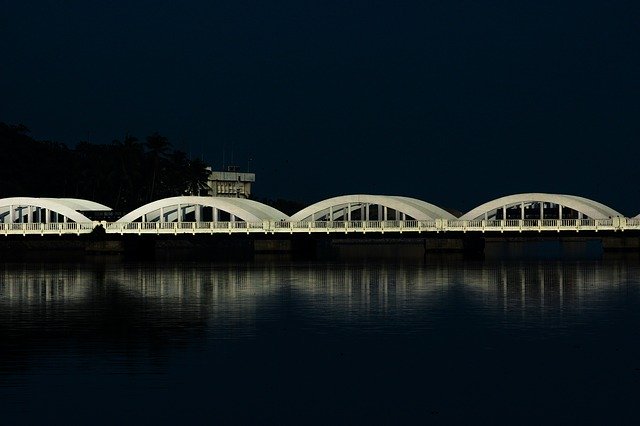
206,165,255,198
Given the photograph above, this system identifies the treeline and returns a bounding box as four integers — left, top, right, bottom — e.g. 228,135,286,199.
0,123,210,212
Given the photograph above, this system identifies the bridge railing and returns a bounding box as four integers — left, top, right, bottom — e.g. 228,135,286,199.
626,218,640,229
101,218,622,234
433,218,620,232
105,220,271,233
0,222,95,234
3,217,629,236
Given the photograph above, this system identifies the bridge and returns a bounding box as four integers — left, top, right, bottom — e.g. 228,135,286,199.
0,193,638,236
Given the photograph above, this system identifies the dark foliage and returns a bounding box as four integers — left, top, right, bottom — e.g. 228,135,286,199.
0,123,210,212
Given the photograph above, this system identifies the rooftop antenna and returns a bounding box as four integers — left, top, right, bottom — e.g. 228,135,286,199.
230,141,235,169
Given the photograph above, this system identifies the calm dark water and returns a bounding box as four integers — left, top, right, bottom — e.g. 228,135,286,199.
1,256,640,425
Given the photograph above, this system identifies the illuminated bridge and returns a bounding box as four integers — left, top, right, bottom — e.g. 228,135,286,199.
1,193,639,236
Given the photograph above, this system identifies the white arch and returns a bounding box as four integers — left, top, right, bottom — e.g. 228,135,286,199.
460,193,622,220
116,196,289,223
44,198,111,211
558,195,624,219
290,195,456,222
0,197,94,223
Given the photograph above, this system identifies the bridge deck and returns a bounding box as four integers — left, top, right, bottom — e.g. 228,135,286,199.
2,218,640,236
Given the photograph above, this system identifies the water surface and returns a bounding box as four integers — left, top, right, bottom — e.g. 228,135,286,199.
1,258,639,424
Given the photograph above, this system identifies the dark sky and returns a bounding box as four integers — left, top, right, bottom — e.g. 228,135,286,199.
2,1,639,214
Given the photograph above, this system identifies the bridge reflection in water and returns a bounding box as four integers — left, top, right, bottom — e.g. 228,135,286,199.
0,259,636,324
1,259,640,424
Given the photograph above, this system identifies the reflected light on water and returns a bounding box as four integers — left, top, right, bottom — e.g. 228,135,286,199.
0,260,637,320
1,259,639,424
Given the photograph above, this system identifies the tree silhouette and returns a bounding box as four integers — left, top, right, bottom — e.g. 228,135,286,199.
145,132,171,202
185,158,210,196
112,134,145,210
0,122,216,212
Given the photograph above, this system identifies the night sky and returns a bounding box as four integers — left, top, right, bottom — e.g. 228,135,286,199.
2,1,639,214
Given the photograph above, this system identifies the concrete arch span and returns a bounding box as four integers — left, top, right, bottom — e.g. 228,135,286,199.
289,195,456,222
116,196,289,223
43,198,111,212
460,193,622,221
0,197,99,223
